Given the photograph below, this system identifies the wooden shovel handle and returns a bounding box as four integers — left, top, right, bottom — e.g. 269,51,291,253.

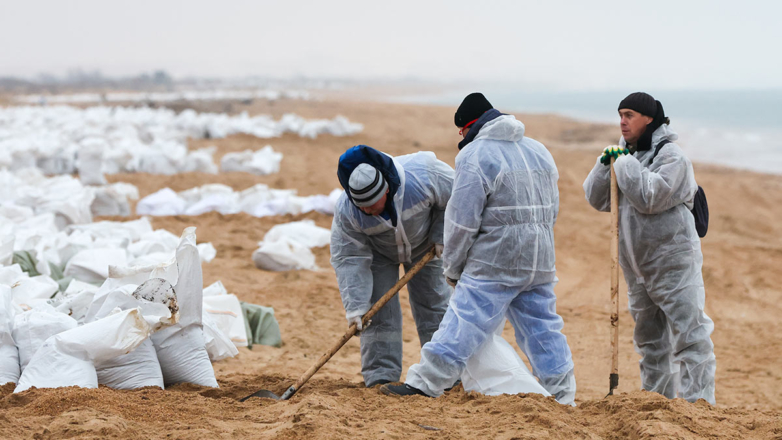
609,158,620,386
285,247,438,398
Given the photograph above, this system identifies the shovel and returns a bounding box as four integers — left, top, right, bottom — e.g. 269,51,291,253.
240,247,437,402
606,157,620,397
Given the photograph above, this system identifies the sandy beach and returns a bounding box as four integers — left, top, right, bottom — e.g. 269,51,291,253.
1,96,781,438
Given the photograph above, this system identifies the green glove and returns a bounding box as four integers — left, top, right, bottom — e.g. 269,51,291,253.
600,146,630,166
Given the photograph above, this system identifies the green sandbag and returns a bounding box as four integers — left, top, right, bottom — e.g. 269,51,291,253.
12,251,40,277
12,251,73,294
240,302,283,349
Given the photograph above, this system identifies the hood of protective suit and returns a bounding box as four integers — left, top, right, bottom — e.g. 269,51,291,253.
337,145,401,226
458,109,508,150
619,123,678,155
474,115,526,143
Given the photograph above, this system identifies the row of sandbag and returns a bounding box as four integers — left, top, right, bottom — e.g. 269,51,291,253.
0,168,138,228
0,105,363,176
137,183,341,218
15,89,311,105
1,192,214,285
0,228,228,392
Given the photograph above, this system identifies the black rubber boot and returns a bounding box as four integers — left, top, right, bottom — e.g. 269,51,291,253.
380,383,430,397
366,379,391,388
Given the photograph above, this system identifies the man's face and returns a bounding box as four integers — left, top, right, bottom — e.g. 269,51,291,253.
359,190,388,216
619,109,653,145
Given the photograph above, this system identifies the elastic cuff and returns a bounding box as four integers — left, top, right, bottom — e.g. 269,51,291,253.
345,308,369,320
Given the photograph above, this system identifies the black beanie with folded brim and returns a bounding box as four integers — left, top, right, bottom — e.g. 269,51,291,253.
618,92,657,117
455,93,493,127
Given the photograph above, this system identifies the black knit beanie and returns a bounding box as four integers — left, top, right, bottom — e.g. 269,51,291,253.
454,93,493,127
618,92,657,117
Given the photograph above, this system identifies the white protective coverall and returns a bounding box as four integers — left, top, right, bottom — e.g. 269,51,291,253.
583,123,716,404
405,114,576,404
330,151,454,387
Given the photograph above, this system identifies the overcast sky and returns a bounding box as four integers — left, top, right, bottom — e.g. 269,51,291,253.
1,0,780,90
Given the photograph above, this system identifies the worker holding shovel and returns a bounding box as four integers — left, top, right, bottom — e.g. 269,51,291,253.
583,92,716,404
382,93,576,405
331,145,454,388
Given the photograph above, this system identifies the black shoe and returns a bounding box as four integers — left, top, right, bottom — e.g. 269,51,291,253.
366,379,391,388
380,383,430,397
444,380,461,392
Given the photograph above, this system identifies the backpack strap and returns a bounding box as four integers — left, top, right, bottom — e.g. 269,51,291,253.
649,139,672,164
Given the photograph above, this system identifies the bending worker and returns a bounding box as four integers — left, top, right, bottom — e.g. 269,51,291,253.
583,92,716,404
331,144,454,388
382,93,576,405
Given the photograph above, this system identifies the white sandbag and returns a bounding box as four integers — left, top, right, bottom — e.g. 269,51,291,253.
11,276,60,309
0,204,35,223
182,147,219,174
0,234,14,266
67,217,153,243
12,304,78,372
136,188,186,216
91,184,137,217
53,290,95,323
0,286,20,385
252,238,317,272
202,311,239,361
220,146,282,175
197,243,216,263
77,138,108,185
461,323,551,397
64,279,101,296
128,229,179,258
0,265,26,286
184,193,239,216
128,251,176,268
202,280,227,297
203,292,248,347
64,248,128,283
97,339,163,390
87,279,178,390
14,308,151,392
263,220,331,248
151,227,218,387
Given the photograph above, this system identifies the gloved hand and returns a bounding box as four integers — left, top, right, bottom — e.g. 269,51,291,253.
348,315,369,333
434,243,444,258
600,145,630,166
446,277,458,288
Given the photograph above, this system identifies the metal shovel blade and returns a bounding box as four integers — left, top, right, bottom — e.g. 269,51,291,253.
239,389,282,402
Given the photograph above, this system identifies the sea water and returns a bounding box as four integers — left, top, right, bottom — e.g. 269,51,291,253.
392,89,782,175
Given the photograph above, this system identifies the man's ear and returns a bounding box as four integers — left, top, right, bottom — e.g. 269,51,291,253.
644,116,654,125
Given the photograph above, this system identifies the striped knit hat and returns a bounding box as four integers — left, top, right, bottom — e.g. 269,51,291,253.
349,163,388,208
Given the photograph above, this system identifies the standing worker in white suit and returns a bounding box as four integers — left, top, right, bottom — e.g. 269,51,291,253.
583,92,716,404
331,145,454,388
382,93,576,405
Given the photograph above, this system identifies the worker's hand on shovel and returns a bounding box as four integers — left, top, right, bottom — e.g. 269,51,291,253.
600,145,630,165
348,315,370,333
434,243,444,258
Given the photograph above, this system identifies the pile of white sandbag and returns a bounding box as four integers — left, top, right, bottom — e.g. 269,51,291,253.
15,89,311,105
138,183,342,218
252,220,331,272
0,204,215,287
221,145,283,175
0,105,362,176
0,227,236,391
